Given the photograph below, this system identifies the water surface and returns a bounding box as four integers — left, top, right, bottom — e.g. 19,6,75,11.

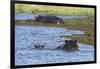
15,14,87,20
15,26,94,65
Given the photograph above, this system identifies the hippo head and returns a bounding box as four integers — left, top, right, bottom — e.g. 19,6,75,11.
65,40,77,44
64,40,78,51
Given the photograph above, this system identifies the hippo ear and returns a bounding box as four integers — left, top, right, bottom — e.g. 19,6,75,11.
74,40,77,42
65,40,68,43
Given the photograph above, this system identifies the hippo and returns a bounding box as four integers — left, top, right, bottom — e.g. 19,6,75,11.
34,45,45,49
35,15,64,24
56,40,79,52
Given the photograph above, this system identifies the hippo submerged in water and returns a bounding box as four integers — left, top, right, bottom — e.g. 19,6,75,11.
33,45,45,49
35,15,64,24
33,40,78,52
56,40,79,51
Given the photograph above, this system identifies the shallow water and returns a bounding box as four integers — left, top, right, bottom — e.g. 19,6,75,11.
15,26,94,65
15,14,87,20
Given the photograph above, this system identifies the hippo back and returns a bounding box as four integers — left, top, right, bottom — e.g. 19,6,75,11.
35,15,64,24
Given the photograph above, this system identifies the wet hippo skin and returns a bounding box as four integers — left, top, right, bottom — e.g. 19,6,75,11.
56,40,79,52
35,15,64,24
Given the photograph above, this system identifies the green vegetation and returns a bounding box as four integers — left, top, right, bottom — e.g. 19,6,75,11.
60,17,94,46
15,16,95,46
15,4,94,16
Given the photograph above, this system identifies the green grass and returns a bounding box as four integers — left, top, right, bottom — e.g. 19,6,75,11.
15,16,95,46
61,17,94,46
15,4,94,16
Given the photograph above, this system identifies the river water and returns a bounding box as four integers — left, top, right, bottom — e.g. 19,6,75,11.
15,26,94,65
15,14,87,20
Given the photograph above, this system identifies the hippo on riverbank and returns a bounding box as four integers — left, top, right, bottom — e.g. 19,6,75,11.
35,15,64,24
56,40,79,51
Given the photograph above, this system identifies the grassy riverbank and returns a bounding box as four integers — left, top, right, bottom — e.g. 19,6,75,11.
15,4,94,16
61,17,95,46
15,16,95,46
